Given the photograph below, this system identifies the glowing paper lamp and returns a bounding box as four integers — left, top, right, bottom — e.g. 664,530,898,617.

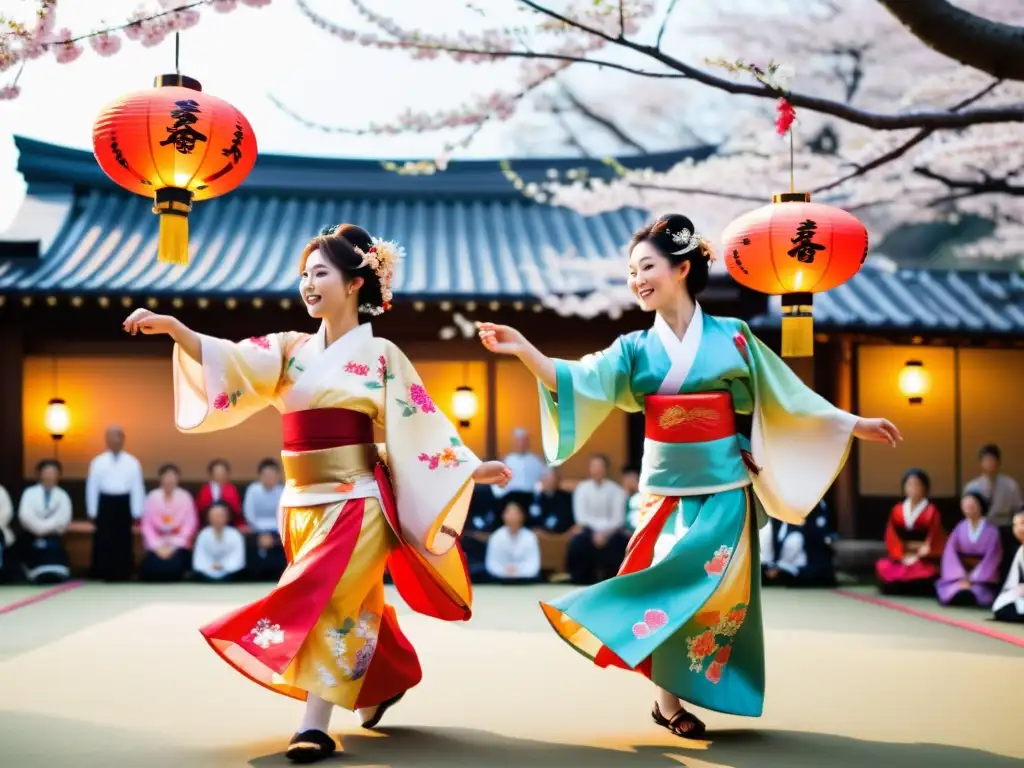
722,192,868,358
898,360,930,404
92,73,257,266
45,398,70,440
451,386,478,428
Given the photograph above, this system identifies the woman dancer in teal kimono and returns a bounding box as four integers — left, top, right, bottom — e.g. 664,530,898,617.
478,213,901,738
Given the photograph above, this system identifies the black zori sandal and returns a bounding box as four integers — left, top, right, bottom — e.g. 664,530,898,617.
361,691,405,730
652,702,707,739
286,729,337,764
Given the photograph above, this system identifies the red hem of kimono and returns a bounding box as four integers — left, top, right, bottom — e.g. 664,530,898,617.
376,463,473,623
199,497,422,708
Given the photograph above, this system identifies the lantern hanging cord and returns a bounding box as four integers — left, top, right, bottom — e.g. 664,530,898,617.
175,32,180,74
789,129,795,194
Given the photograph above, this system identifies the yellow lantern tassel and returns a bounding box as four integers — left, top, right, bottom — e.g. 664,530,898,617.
781,293,814,358
153,188,194,266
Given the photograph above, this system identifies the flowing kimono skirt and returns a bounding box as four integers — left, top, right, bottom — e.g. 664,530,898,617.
541,486,766,717
200,494,424,711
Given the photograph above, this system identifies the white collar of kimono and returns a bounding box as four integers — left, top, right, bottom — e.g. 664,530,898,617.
902,498,929,529
653,302,704,395
966,518,986,542
315,320,373,352
284,321,374,412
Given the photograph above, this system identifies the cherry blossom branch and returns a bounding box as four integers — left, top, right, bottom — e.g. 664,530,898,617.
915,168,1024,198
515,0,1024,130
813,78,1005,193
655,0,679,50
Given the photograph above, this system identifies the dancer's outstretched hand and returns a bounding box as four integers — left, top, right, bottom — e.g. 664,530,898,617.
472,461,513,489
476,322,526,356
122,308,178,336
853,417,901,448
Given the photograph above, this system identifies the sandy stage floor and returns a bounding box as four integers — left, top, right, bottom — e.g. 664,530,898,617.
0,582,1020,767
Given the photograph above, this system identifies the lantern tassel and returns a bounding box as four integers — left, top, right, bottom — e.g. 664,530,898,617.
157,212,189,265
153,188,194,266
781,293,814,358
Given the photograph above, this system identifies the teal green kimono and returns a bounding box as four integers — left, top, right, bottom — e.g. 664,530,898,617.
538,305,856,717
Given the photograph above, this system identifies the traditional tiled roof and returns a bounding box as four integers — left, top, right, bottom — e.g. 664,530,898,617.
0,136,713,299
749,265,1024,335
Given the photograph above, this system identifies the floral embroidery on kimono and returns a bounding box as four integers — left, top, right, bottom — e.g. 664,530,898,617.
395,383,436,416
419,437,469,470
246,336,272,350
213,389,244,411
316,664,339,688
245,618,285,649
631,608,669,639
704,545,733,576
344,361,370,376
327,610,381,681
686,604,748,682
365,355,396,390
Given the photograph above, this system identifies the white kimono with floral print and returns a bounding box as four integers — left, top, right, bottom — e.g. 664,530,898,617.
173,321,480,557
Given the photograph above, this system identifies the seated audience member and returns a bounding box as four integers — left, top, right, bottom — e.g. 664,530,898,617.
243,458,286,581
992,509,1024,623
192,502,246,582
139,464,198,582
485,500,541,584
876,469,947,595
495,427,548,512
964,444,1021,583
566,454,628,585
760,500,838,588
0,483,14,582
17,459,73,584
936,491,1003,607
462,481,501,582
196,459,244,528
528,469,574,534
621,465,642,534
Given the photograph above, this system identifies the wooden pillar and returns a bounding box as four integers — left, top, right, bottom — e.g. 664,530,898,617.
833,337,858,538
0,322,25,495
485,356,498,460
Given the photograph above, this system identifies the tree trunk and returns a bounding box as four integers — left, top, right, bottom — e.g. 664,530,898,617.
877,0,1024,81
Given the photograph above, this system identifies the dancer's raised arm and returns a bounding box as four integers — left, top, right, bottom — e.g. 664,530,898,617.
123,309,202,363
476,322,557,392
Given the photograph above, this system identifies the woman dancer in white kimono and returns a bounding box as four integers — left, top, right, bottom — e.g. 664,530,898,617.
123,223,511,763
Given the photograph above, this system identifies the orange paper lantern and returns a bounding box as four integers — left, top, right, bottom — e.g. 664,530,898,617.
722,192,868,357
92,73,257,266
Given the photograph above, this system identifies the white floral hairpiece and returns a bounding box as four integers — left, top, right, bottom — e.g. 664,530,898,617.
354,236,404,314
668,228,715,262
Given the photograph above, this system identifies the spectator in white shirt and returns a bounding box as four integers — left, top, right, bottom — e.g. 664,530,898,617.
243,458,286,581
18,459,73,584
86,425,146,581
192,502,246,582
495,428,548,510
0,482,16,581
566,455,628,584
485,500,541,583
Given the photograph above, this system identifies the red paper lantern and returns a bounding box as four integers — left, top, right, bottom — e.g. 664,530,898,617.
722,192,868,357
92,73,257,266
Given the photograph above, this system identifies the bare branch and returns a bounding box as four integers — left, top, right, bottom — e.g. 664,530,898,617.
628,183,767,203
559,86,648,153
877,0,1024,82
656,0,680,50
915,167,1024,197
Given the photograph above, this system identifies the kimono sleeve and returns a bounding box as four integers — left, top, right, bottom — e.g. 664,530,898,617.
380,342,482,556
539,336,640,465
738,321,857,525
173,332,300,433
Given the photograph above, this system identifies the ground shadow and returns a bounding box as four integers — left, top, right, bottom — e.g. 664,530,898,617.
246,725,1022,768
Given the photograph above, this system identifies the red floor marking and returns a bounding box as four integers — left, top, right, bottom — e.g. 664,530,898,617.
0,580,85,616
835,589,1024,649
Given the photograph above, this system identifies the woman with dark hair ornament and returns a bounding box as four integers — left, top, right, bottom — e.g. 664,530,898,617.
479,213,900,740
123,223,511,763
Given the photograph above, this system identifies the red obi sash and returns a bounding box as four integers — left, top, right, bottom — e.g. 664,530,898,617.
644,393,737,444
282,408,374,451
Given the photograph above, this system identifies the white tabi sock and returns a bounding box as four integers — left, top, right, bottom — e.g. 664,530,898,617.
299,694,334,734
